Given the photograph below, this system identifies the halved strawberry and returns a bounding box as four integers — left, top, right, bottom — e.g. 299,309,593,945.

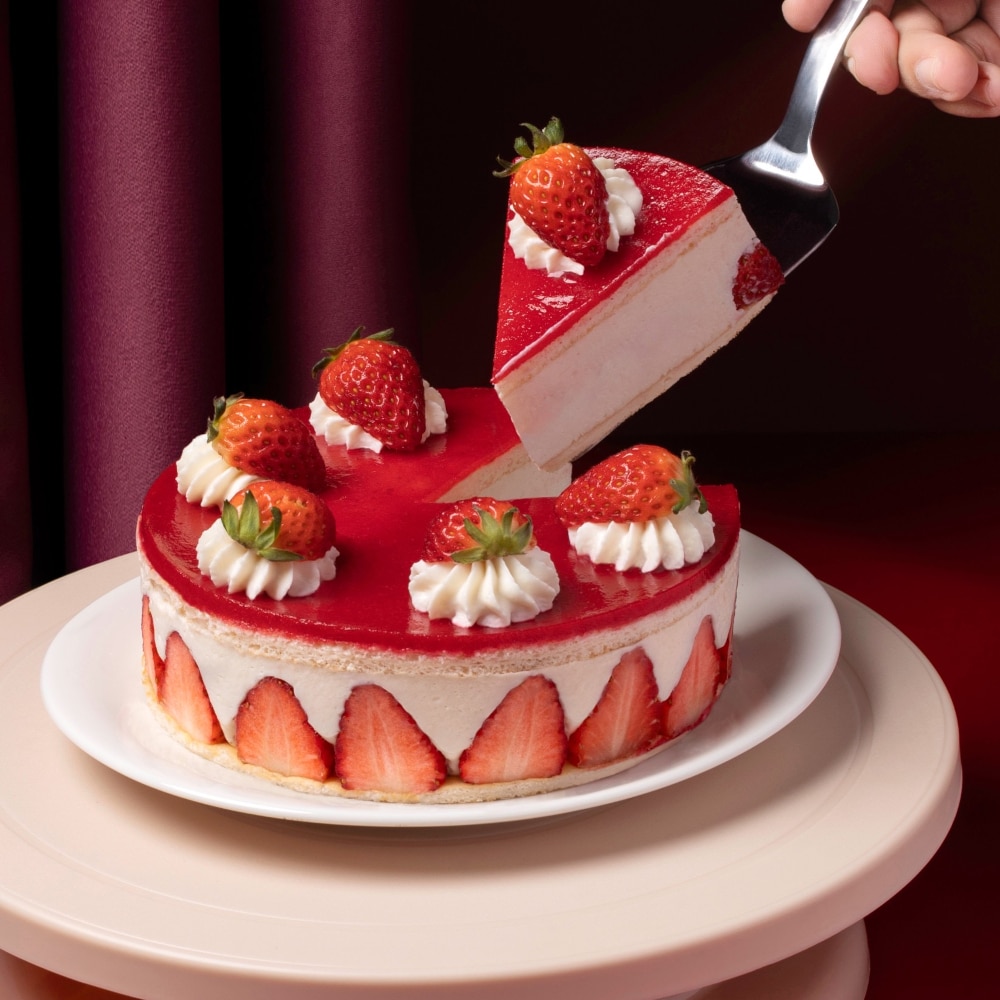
234,676,334,782
495,117,610,268
420,497,534,564
662,616,732,739
158,632,225,744
732,242,784,309
207,394,326,492
459,675,567,784
567,647,662,769
334,684,446,794
556,444,706,528
225,480,336,562
141,595,165,693
312,327,426,451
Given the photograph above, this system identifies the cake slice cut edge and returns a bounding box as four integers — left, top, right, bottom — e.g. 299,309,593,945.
492,148,781,472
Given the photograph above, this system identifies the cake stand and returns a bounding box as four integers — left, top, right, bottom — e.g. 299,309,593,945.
0,549,961,999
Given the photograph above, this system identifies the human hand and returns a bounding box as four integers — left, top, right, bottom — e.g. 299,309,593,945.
781,1,1000,117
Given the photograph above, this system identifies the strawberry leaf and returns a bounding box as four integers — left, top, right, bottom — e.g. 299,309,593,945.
312,326,395,377
493,116,566,178
221,492,302,562
207,392,244,443
669,451,708,515
449,505,534,563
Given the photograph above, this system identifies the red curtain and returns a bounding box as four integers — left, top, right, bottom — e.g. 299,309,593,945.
1,0,416,603
0,0,31,604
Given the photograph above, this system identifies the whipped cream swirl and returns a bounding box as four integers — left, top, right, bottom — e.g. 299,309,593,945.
408,550,560,628
569,505,715,573
196,519,339,600
508,156,643,276
176,435,260,508
309,381,447,451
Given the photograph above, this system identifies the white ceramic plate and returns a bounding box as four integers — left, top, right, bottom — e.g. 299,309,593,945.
39,532,840,828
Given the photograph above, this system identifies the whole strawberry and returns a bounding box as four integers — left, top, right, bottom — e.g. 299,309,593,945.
421,498,535,564
224,480,336,562
207,394,326,492
555,445,707,528
312,327,426,451
495,117,610,268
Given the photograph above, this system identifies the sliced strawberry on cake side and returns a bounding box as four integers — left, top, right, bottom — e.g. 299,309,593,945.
158,632,225,745
334,684,446,795
235,676,335,782
732,242,784,309
662,616,732,740
141,594,165,693
567,647,663,769
459,675,568,784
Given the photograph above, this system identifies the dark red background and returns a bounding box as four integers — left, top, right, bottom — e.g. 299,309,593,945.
4,1,997,996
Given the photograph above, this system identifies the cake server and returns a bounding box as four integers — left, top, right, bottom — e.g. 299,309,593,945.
704,0,871,274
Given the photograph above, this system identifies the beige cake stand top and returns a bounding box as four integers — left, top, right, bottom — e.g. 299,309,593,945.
0,550,960,1000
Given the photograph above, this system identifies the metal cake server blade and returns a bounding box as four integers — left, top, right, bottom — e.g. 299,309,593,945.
704,0,872,274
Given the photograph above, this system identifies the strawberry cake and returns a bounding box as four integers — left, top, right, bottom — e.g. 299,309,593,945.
136,334,740,803
492,118,783,471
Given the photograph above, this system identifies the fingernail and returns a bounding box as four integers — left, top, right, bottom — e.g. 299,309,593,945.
845,56,857,79
914,58,946,98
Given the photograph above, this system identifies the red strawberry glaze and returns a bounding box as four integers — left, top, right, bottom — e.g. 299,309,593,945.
137,387,739,656
493,149,734,381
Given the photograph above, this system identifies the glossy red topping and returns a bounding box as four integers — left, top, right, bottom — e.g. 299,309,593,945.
137,388,739,655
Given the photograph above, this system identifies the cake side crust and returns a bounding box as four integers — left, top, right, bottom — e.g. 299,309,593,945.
141,535,738,764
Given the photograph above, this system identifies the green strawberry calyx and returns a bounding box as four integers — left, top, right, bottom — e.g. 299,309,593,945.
221,491,302,562
669,451,708,516
450,506,534,564
206,392,245,443
311,326,396,378
494,116,565,178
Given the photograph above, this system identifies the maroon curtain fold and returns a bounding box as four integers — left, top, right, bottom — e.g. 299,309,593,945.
53,0,416,576
255,0,417,404
59,0,226,571
0,0,32,605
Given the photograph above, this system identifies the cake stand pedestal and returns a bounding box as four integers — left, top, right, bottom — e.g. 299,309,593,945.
0,919,871,1000
0,553,960,1000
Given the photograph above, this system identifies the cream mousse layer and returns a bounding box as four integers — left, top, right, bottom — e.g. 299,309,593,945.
140,540,737,774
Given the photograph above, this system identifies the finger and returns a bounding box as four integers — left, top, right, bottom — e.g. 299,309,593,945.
909,0,982,37
843,11,902,94
981,0,1000,37
781,0,893,34
899,30,982,100
952,18,1000,66
930,60,1000,117
782,0,834,33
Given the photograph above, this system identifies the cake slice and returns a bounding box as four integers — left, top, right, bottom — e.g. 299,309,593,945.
492,120,782,471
